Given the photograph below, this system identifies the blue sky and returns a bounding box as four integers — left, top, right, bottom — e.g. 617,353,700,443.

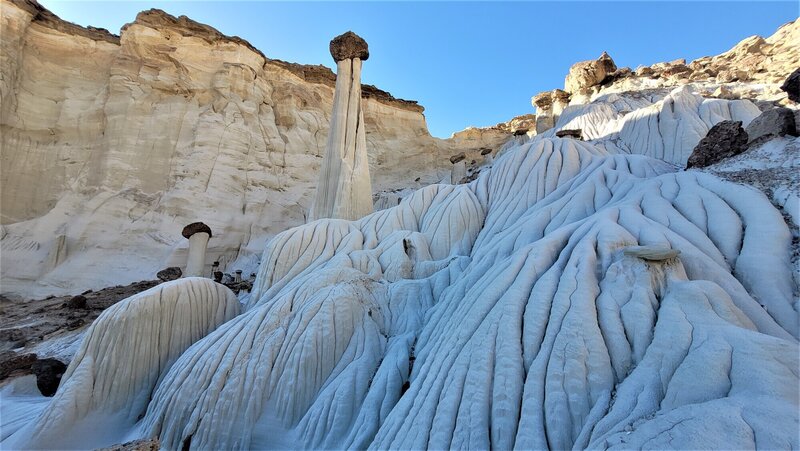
41,1,797,137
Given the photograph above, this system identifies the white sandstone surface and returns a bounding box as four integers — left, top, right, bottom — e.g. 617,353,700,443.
0,4,798,451
0,0,510,297
3,121,798,450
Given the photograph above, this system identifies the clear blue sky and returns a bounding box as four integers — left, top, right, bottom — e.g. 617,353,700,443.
41,1,797,137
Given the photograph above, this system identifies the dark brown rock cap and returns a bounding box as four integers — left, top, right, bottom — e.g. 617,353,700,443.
330,31,369,62
182,222,212,239
450,153,466,164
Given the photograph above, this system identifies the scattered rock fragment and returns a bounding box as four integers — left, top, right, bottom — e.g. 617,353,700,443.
623,245,681,261
780,67,800,102
66,295,87,309
449,153,466,164
711,85,736,100
686,121,749,169
0,352,67,396
31,358,67,396
97,438,160,451
0,352,37,381
745,107,798,146
157,267,182,282
555,129,583,140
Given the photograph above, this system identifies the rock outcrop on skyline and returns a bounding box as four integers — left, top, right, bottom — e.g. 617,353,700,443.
0,0,510,297
531,19,799,132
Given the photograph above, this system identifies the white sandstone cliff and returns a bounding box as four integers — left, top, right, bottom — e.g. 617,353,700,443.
0,0,510,297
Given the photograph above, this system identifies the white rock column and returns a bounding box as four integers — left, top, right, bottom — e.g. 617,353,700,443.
450,153,467,184
481,147,494,165
309,31,373,222
182,222,212,277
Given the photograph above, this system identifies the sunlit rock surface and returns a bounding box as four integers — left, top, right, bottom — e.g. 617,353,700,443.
0,0,510,297
4,128,797,449
1,4,797,450
308,32,373,222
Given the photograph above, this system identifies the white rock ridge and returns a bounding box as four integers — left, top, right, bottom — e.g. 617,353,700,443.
4,132,797,449
308,32,373,222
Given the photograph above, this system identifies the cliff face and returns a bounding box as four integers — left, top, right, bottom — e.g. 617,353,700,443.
0,0,510,296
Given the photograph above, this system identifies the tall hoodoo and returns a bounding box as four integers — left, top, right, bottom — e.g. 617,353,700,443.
181,222,212,277
308,31,374,221
449,152,467,184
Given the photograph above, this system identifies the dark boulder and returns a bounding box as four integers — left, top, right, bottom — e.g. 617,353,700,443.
686,121,749,169
66,294,87,309
781,68,800,103
157,267,182,282
0,352,67,397
449,153,466,164
31,358,67,396
745,107,798,146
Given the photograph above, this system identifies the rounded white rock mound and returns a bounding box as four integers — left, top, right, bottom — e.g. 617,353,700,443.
1,278,240,450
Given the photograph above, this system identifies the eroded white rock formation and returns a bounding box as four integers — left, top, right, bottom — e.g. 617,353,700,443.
2,278,239,449
0,1,511,297
1,7,798,451
309,32,373,222
4,126,797,449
